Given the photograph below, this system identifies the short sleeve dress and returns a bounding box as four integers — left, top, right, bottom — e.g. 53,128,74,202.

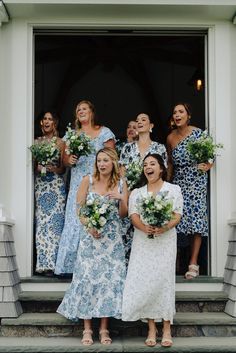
122,182,183,324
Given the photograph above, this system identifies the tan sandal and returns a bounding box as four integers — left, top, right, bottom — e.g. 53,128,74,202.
99,329,112,345
81,329,93,346
185,264,199,280
161,332,173,347
145,330,157,347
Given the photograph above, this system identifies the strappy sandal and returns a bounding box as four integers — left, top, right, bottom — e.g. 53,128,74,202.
185,264,199,280
145,330,157,347
99,329,112,345
161,332,173,347
81,329,93,346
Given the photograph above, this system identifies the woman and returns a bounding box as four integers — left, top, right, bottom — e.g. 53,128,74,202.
57,147,127,345
116,120,137,157
119,113,168,262
166,103,213,279
55,100,115,275
34,111,66,275
122,154,183,347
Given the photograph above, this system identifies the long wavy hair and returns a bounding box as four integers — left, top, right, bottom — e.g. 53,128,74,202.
74,100,100,130
93,147,120,190
136,153,167,188
40,111,59,137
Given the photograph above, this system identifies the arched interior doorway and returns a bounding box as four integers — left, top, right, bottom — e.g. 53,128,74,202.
34,31,208,275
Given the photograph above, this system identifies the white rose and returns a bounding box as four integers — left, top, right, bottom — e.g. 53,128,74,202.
99,217,107,226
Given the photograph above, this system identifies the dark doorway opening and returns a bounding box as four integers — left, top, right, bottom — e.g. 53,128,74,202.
34,31,208,275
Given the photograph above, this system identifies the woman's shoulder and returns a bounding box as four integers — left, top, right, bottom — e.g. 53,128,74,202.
164,181,182,194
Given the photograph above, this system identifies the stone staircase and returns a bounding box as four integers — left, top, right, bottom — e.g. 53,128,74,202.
0,278,236,352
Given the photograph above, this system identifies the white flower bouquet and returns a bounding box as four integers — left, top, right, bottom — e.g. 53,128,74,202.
78,197,115,233
125,160,143,191
138,191,173,239
29,136,59,176
64,124,94,157
187,130,223,164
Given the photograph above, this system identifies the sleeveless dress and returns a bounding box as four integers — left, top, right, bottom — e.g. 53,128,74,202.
119,141,168,265
55,127,115,274
35,144,66,273
172,128,208,237
57,176,126,320
122,182,183,323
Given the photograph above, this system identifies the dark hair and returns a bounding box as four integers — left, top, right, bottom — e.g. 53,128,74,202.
173,102,192,117
136,153,167,188
40,111,60,137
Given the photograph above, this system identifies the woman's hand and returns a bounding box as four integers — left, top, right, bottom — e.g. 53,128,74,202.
153,225,169,236
89,228,101,239
46,164,55,173
106,191,124,202
143,224,156,235
68,154,78,166
197,162,213,172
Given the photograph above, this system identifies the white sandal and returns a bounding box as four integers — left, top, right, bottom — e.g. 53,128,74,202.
81,329,93,345
185,264,199,279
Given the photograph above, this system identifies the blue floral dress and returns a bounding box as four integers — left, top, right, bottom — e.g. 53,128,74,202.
119,141,168,264
55,127,115,274
57,177,126,320
35,147,66,273
172,128,208,237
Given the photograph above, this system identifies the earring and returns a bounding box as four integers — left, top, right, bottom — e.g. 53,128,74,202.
149,128,153,133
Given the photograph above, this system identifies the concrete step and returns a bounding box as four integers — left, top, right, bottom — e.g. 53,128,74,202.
19,291,228,313
1,312,236,337
0,336,236,352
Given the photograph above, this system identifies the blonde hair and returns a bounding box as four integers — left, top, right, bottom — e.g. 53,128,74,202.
74,100,98,129
94,147,120,190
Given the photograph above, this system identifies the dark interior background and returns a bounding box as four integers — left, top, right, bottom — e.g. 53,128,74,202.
34,32,208,275
34,33,206,143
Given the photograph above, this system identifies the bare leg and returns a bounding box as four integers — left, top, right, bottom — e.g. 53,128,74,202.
189,233,202,265
161,320,173,347
99,318,112,345
145,319,157,347
81,319,93,345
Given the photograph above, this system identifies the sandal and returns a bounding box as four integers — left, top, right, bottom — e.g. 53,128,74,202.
81,329,93,346
161,332,173,347
185,264,199,280
145,330,157,347
99,329,112,345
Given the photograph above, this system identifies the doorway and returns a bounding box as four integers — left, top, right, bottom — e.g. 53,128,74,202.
34,31,208,275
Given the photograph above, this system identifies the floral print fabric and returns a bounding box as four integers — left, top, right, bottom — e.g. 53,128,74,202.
35,172,66,272
172,128,208,237
57,177,126,320
55,127,115,274
122,182,183,324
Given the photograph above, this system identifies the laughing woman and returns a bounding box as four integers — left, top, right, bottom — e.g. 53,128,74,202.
122,154,183,347
57,147,127,346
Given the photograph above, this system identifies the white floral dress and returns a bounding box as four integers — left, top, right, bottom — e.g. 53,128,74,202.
122,182,183,324
57,176,126,320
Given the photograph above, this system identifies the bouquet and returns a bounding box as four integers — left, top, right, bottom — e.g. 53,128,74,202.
187,130,223,164
78,197,115,233
138,191,173,239
64,124,94,158
125,160,143,191
29,137,59,176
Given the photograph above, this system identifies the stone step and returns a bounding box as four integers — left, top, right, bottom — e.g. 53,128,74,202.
0,336,236,352
19,291,228,313
1,312,236,337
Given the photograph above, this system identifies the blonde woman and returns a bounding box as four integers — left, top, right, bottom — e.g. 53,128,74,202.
57,147,127,346
55,101,115,275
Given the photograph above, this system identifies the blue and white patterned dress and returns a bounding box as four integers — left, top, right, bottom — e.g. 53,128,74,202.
119,141,168,264
55,127,115,274
57,177,126,320
35,147,66,273
172,128,208,237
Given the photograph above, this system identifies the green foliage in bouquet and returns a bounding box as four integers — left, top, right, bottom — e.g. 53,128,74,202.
64,124,94,157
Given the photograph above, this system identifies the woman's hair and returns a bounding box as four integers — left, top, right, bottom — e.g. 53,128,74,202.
136,153,167,187
173,102,192,118
40,111,59,137
94,147,120,190
74,100,99,129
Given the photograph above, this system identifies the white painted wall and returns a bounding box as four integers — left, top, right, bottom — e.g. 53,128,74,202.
0,4,235,279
